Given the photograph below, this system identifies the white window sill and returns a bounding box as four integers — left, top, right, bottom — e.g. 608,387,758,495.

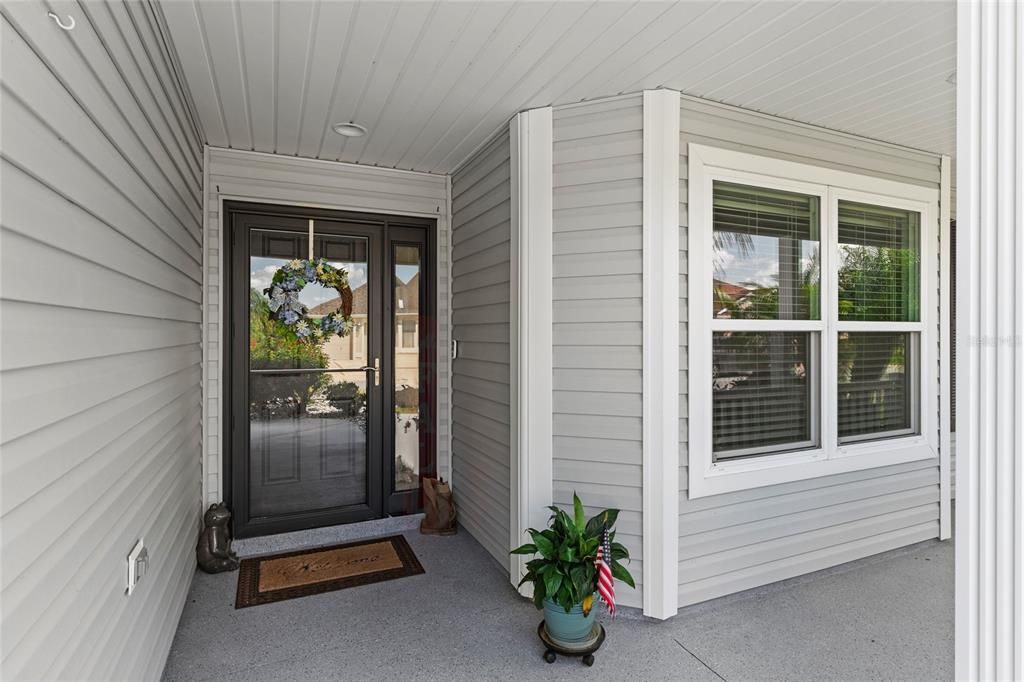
688,436,937,498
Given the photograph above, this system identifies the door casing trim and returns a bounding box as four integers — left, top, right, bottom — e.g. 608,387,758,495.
203,147,451,514
222,200,438,538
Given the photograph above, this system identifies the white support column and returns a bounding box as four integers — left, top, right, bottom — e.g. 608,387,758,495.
509,107,553,593
955,2,1024,679
641,89,680,620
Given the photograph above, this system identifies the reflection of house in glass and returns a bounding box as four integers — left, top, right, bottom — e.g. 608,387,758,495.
712,279,753,317
310,282,370,368
309,274,420,390
310,272,422,492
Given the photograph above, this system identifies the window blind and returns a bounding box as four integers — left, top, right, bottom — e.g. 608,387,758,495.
713,182,819,240
712,331,815,456
838,200,920,322
712,181,820,320
838,331,913,440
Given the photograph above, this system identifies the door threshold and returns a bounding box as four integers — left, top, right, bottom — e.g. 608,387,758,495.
233,514,424,558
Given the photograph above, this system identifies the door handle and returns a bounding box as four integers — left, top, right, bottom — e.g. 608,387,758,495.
360,358,381,386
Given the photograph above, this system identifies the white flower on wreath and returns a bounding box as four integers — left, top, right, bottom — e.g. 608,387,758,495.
295,321,309,333
288,259,302,269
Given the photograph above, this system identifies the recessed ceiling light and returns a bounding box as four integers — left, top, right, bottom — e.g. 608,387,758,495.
332,122,368,137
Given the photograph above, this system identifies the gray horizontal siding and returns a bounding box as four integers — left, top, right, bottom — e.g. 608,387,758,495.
450,130,512,570
678,95,943,607
1,1,203,680
552,95,644,609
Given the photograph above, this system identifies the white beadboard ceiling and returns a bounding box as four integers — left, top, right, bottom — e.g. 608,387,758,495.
159,0,955,174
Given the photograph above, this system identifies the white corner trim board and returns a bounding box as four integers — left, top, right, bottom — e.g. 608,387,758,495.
641,90,680,620
938,154,952,542
509,108,554,593
687,143,940,499
955,1,1024,679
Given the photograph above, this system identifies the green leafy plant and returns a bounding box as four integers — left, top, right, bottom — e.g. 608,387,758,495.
510,493,635,614
249,288,328,408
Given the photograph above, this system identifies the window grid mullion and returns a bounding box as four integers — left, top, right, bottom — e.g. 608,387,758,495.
835,321,923,332
710,319,826,332
823,187,839,456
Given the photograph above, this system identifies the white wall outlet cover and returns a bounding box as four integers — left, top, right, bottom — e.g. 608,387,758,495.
126,538,147,596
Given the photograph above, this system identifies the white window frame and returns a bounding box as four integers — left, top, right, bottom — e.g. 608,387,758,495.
688,144,939,498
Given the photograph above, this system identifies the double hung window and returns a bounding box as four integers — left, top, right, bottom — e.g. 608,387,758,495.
689,145,938,497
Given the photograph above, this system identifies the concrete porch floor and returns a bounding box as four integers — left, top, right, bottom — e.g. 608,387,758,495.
162,529,952,681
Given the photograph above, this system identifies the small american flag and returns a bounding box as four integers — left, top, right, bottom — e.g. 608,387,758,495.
595,528,615,616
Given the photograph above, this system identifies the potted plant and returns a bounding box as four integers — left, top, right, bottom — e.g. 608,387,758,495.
511,494,635,645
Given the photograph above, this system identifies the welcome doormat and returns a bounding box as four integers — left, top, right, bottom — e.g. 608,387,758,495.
235,535,424,608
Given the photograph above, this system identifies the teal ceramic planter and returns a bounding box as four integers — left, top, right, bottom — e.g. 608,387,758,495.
542,596,597,644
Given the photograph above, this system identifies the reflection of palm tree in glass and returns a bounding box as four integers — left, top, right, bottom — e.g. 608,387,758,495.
712,231,753,275
713,245,820,321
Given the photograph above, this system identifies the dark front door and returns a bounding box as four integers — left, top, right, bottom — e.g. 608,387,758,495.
227,203,435,538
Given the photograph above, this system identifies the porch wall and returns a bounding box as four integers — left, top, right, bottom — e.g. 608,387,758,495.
551,94,646,609
0,3,204,679
676,96,946,607
449,130,513,570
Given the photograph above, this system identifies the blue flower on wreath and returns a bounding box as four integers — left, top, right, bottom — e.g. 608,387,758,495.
319,313,349,335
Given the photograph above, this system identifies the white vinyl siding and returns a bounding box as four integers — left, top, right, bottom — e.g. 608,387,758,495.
0,2,203,679
552,94,644,609
679,96,944,607
203,148,450,506
450,131,512,569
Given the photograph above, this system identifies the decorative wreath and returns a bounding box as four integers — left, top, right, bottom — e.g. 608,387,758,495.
263,258,353,342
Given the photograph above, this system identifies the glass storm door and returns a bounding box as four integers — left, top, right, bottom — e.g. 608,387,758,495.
228,205,434,538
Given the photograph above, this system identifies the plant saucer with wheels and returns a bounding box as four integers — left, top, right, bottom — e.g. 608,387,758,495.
510,492,635,666
538,620,605,667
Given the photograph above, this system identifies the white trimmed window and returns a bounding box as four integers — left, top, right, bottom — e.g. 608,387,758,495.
688,145,938,498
